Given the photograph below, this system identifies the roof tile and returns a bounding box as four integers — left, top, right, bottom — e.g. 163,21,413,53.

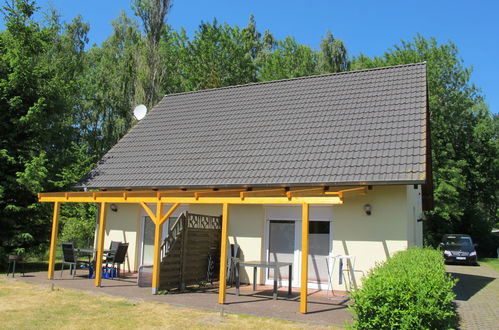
82,63,428,188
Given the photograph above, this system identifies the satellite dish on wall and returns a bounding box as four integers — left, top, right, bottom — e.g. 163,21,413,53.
133,104,147,120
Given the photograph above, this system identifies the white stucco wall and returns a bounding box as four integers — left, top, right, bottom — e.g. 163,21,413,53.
101,203,141,272
100,184,422,288
228,204,265,284
331,185,413,289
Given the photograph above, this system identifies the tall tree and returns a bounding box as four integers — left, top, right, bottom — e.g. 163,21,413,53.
317,30,348,73
0,0,92,258
257,36,318,81
79,11,141,157
133,0,171,108
181,17,262,90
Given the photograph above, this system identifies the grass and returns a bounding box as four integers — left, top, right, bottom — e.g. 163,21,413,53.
0,277,337,329
479,258,499,272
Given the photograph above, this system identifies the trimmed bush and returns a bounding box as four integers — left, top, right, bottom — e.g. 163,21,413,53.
349,247,457,329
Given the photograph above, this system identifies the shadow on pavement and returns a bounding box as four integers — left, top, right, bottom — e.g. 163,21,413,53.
448,271,495,301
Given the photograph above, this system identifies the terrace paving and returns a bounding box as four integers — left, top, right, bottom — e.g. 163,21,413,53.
16,271,352,327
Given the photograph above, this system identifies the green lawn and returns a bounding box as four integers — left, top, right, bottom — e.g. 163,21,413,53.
0,277,337,329
479,258,499,272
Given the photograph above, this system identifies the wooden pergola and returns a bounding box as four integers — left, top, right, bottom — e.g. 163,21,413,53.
39,186,364,314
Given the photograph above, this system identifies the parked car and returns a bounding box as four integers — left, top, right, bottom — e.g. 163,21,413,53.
441,234,477,265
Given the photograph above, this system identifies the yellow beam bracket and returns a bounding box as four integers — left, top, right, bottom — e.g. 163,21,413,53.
159,203,180,224
140,202,156,223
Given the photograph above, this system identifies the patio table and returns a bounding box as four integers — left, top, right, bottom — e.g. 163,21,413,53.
75,248,110,256
234,260,292,300
75,248,96,254
75,248,95,263
74,248,110,265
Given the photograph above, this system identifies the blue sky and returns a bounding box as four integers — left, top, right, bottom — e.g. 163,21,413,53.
3,0,499,113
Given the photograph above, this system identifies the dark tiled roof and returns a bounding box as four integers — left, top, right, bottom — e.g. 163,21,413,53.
82,62,428,189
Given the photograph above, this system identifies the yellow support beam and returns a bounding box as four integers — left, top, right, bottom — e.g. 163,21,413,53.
300,202,309,314
218,203,229,304
151,202,163,294
39,194,342,205
94,202,108,287
47,202,60,280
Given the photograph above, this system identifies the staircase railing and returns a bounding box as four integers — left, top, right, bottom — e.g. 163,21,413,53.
160,212,222,261
158,211,223,290
160,212,187,260
187,213,222,230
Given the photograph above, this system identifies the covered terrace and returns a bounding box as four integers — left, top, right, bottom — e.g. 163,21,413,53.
38,186,363,314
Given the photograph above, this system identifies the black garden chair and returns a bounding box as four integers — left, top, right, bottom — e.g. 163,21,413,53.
104,242,128,279
61,242,91,279
105,241,121,260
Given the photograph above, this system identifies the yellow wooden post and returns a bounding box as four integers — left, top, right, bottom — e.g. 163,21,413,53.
151,202,163,294
94,202,107,287
300,202,309,314
47,202,61,280
218,203,229,304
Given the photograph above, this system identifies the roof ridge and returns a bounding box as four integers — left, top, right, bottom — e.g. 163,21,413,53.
161,62,427,98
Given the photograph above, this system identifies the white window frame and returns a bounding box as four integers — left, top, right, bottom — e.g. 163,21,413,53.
263,205,333,290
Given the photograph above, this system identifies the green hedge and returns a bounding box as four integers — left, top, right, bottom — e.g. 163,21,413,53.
349,247,457,329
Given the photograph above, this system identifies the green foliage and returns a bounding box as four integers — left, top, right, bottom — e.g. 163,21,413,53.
0,0,91,260
318,30,349,73
133,0,171,107
78,11,140,157
258,36,318,81
59,203,97,248
0,1,496,262
349,248,458,329
175,17,262,90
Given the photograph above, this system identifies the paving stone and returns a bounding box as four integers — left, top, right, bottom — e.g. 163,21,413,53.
447,263,499,330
